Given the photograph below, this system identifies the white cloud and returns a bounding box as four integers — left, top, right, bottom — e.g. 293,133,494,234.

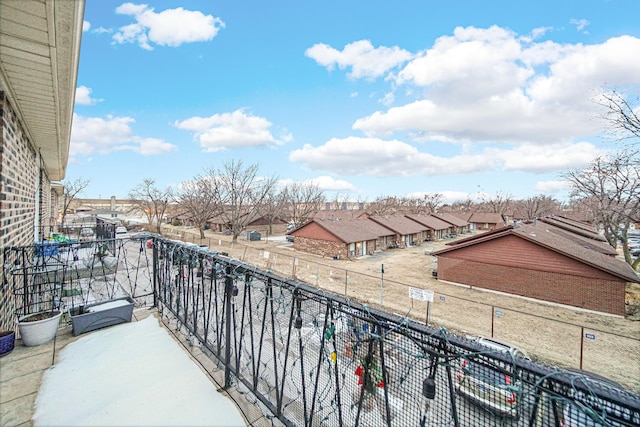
350,27,640,147
83,21,91,32
531,26,553,40
278,176,356,193
491,142,601,173
396,26,529,92
136,138,178,156
307,176,356,192
113,3,224,50
305,40,413,80
570,18,590,33
380,92,395,107
289,137,600,177
93,27,112,34
175,109,284,152
289,137,499,176
279,130,294,143
75,86,103,106
70,114,177,159
534,180,573,193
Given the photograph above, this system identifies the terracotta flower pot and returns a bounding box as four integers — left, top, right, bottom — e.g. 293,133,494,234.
17,310,62,347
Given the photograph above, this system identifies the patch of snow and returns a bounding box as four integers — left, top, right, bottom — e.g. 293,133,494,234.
33,316,246,426
86,299,131,312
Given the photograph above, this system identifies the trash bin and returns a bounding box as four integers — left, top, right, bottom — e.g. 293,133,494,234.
247,230,261,241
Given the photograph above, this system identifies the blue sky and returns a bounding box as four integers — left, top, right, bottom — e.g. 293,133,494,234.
67,0,640,204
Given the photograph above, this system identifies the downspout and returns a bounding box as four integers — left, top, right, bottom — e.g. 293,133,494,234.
33,150,41,242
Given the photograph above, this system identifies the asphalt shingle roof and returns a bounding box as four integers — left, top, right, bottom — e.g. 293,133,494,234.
468,212,506,225
369,215,427,235
305,218,394,243
433,223,639,283
539,217,605,241
405,214,452,231
432,212,470,227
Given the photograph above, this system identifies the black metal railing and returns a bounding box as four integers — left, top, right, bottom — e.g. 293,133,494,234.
3,235,640,427
3,235,155,321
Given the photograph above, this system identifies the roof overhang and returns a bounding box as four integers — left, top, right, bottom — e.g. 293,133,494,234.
0,0,85,181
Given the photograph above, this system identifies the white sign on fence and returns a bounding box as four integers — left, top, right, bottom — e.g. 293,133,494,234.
409,287,434,302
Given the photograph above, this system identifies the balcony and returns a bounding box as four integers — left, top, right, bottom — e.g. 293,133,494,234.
1,236,639,426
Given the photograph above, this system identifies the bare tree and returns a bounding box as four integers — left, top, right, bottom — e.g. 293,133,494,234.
205,160,278,242
596,90,640,143
329,192,353,210
175,177,218,239
518,195,559,220
450,197,477,213
568,89,640,269
366,196,399,216
565,152,640,268
59,177,90,228
282,182,325,228
255,184,288,237
485,192,513,215
419,192,444,214
128,179,173,234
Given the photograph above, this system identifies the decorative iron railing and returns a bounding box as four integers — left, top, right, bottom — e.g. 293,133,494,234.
3,235,639,426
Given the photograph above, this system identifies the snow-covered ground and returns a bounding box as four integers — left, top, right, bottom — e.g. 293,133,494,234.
259,235,291,243
33,316,246,426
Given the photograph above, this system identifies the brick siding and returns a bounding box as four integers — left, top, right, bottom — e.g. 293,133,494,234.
294,236,348,259
0,93,55,330
437,257,626,316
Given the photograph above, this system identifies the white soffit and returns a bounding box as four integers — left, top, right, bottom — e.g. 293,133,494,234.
0,0,85,180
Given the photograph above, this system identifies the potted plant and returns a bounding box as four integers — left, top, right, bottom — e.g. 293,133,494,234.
0,330,15,357
17,310,62,346
69,296,135,336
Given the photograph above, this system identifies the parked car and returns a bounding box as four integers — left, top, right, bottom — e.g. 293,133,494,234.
456,336,530,418
79,228,94,241
558,369,635,426
115,226,128,239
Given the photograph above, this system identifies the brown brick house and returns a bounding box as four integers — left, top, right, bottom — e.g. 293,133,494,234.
405,214,452,241
467,212,506,231
430,212,470,235
289,218,394,258
367,215,429,248
432,222,639,316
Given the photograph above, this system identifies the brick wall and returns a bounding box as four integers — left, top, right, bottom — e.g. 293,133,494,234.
294,236,348,259
437,257,626,316
0,93,53,330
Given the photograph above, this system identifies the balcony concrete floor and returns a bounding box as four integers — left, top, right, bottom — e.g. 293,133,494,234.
0,309,154,426
0,308,268,427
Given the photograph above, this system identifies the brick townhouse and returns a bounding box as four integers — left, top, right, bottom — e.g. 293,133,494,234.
0,1,85,329
432,222,639,316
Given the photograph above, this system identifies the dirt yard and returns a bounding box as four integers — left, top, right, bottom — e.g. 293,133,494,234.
163,225,640,394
